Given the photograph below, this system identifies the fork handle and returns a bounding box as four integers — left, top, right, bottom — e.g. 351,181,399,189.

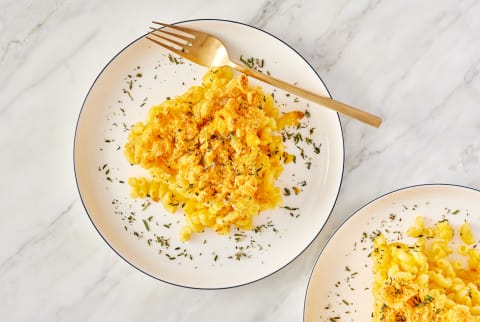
228,62,382,128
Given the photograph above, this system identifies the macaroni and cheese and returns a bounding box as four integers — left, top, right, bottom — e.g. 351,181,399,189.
372,216,480,321
125,66,303,241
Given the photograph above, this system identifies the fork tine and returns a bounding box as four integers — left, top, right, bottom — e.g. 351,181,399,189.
146,36,194,60
149,29,190,48
149,26,193,42
152,21,202,37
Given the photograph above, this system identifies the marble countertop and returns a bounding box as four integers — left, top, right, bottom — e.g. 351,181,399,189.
1,0,479,321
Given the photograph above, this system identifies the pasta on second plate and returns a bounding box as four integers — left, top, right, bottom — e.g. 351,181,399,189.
372,216,480,322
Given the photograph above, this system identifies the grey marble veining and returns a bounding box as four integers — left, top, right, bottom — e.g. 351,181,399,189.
1,0,479,321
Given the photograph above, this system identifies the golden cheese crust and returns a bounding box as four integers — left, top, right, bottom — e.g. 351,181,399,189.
125,66,303,241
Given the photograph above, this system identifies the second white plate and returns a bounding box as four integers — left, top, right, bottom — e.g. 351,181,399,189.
304,184,480,321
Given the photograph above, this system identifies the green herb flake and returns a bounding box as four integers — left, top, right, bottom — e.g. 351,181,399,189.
239,54,254,69
142,201,151,211
142,219,150,231
168,54,182,64
425,295,434,302
293,133,303,144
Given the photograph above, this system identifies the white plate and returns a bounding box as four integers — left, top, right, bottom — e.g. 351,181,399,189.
304,184,480,321
74,19,344,289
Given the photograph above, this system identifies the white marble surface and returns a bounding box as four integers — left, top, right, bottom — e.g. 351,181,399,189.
1,0,479,321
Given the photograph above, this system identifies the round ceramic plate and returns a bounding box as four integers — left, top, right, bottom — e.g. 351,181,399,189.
304,184,480,321
74,19,344,289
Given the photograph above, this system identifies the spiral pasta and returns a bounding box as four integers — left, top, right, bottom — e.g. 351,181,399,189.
372,216,480,321
125,66,303,241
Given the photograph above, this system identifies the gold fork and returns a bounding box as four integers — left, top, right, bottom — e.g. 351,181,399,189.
146,21,382,128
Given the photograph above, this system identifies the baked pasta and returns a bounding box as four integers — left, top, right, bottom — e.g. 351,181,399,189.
372,217,480,321
125,66,303,241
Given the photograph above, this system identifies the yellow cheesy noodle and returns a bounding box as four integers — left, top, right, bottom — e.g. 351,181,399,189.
372,216,480,322
124,66,303,241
